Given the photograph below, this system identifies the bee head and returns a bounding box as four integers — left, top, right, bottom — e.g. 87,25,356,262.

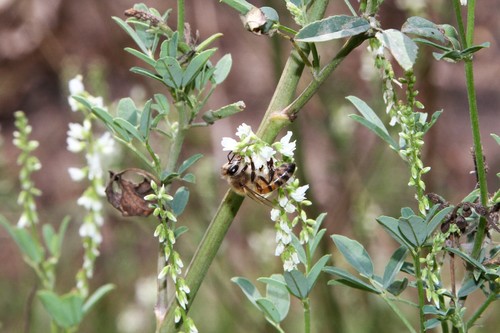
221,152,244,178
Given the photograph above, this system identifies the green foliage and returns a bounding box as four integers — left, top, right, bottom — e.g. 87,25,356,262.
295,15,371,42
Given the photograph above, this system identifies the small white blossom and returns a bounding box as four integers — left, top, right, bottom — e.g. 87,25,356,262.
96,132,115,155
77,194,102,211
68,167,86,181
291,184,309,202
275,242,285,256
270,208,281,221
67,137,85,152
69,75,85,95
460,0,467,5
86,152,103,180
221,137,238,151
17,213,29,228
283,258,297,271
276,131,296,157
235,123,253,139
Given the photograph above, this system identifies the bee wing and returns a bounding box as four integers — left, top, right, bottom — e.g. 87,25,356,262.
242,185,276,208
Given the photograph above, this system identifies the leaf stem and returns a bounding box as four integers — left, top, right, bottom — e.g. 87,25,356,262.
466,289,498,330
382,296,417,333
303,298,311,333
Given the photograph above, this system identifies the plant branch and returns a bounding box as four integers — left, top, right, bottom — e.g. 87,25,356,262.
466,289,498,330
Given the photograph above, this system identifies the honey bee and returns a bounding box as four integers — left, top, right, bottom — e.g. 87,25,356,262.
221,152,296,204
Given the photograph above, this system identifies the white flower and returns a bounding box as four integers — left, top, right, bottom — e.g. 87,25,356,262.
68,167,86,181
96,132,115,155
89,96,104,108
291,184,309,202
259,145,275,160
67,137,85,152
221,137,238,151
279,220,291,234
86,152,103,180
79,222,102,244
77,194,102,211
69,75,85,95
17,213,28,228
283,258,297,271
67,122,87,140
270,208,281,221
276,131,296,157
275,242,285,256
460,0,467,5
235,123,253,139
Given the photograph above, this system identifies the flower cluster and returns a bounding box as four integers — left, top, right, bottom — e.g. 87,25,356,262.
67,75,116,296
221,124,314,271
147,182,197,333
368,41,430,214
13,111,42,229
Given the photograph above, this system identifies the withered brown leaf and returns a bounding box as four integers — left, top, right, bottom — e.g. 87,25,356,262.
105,168,157,217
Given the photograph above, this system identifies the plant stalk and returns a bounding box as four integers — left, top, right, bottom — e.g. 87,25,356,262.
413,252,426,333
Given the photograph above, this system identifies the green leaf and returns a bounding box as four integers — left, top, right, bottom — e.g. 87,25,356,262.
182,173,196,183
231,277,262,307
376,216,412,249
377,29,418,71
446,247,487,273
265,274,290,322
87,105,113,126
331,235,373,278
291,234,306,265
82,284,115,314
308,229,326,256
124,47,156,67
386,278,408,296
113,118,144,142
174,226,189,239
398,215,427,247
37,291,84,329
155,57,183,89
347,96,398,150
112,16,147,54
401,207,416,218
0,217,44,264
202,101,246,124
213,54,232,84
130,67,163,83
422,110,443,133
324,266,381,294
295,15,370,42
258,275,287,290
401,16,446,43
284,270,309,299
182,49,217,87
457,277,482,298
425,318,441,330
117,98,139,125
139,99,153,140
256,298,281,324
383,247,409,289
178,153,204,174
426,206,454,236
306,255,330,292
460,42,490,58
172,187,189,216
160,32,178,59
160,171,180,183
42,224,57,257
56,216,70,258
491,133,500,145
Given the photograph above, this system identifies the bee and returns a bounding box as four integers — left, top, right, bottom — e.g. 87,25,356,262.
221,152,296,204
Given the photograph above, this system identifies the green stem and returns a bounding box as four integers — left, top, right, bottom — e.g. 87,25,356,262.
452,0,466,46
382,296,417,333
413,252,426,333
303,298,311,333
466,290,498,330
459,0,488,260
284,34,369,119
177,0,185,41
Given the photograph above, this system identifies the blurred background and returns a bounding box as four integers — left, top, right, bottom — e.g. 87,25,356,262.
0,0,498,332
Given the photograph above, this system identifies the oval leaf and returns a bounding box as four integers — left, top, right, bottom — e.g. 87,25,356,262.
213,54,232,84
377,29,418,71
37,291,84,329
296,15,370,42
265,274,290,322
155,57,183,89
383,247,409,289
231,277,262,307
402,16,446,43
324,266,381,294
284,270,309,299
256,298,281,324
172,187,189,216
331,234,373,278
